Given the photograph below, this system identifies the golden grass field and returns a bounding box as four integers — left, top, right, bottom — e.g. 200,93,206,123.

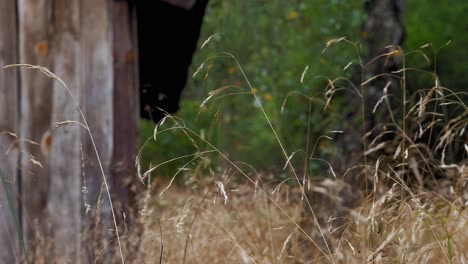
131,168,467,263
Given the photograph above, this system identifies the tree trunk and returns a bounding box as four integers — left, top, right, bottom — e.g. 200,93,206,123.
362,0,405,132
300,1,405,261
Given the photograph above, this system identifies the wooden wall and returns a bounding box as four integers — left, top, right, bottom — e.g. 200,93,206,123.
0,0,139,262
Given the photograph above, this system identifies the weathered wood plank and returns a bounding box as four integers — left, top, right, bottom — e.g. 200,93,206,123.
3,1,139,262
47,0,82,261
0,0,20,262
80,0,115,261
17,0,53,258
112,0,140,255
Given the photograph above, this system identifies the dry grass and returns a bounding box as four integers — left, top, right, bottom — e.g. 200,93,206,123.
129,40,468,263
129,169,467,264
137,181,302,263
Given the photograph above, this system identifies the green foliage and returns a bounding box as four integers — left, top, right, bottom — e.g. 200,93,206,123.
405,0,468,91
139,0,467,180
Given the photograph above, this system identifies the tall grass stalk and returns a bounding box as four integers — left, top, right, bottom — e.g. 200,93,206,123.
0,167,30,264
200,52,336,260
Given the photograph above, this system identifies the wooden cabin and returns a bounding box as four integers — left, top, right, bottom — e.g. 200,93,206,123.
0,0,207,262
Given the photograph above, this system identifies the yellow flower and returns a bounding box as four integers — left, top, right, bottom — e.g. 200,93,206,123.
263,93,272,102
227,66,236,74
251,87,258,94
361,31,369,39
390,49,401,58
288,10,298,20
319,140,328,150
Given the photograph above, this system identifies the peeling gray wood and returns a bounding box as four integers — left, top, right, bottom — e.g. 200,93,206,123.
80,0,114,260
0,0,19,262
17,0,54,258
47,0,82,261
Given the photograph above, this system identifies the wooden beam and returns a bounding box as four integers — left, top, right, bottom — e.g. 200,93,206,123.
17,0,53,259
80,0,115,261
47,0,82,261
0,0,20,262
112,0,140,256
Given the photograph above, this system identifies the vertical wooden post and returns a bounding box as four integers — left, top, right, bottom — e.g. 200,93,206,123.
17,0,53,258
47,0,82,261
80,0,114,260
111,0,140,246
0,0,20,262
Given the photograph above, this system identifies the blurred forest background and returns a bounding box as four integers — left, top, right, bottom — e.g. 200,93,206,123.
139,0,467,181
